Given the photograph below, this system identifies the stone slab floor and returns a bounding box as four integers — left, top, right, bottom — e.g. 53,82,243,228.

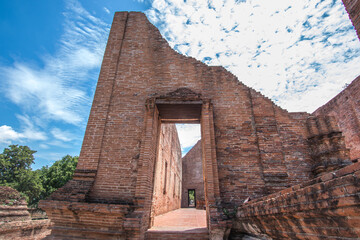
150,208,207,231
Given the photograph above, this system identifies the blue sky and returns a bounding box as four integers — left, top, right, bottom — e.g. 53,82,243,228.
0,0,359,169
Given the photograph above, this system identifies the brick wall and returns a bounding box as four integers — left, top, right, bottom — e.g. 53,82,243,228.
313,75,360,162
342,0,360,41
78,12,314,206
0,219,51,240
151,124,182,217
41,12,352,239
306,115,352,177
0,187,51,240
40,200,129,239
181,140,205,209
250,90,312,194
233,162,360,239
0,202,31,223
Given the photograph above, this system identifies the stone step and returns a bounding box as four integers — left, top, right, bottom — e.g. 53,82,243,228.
145,227,209,240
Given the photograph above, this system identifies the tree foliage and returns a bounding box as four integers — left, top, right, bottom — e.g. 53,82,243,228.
40,155,78,201
0,145,36,185
13,169,44,206
0,145,78,207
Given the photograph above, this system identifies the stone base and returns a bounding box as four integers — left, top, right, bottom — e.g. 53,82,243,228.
39,200,131,239
234,162,360,239
0,219,51,240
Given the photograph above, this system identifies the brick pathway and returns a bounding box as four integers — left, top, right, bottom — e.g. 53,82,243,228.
150,208,207,231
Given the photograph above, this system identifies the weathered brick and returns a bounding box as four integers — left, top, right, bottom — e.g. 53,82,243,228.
181,140,205,209
38,5,360,239
0,187,51,239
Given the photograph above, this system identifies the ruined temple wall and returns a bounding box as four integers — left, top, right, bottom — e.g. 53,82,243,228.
250,90,312,194
276,110,312,185
313,75,360,161
0,187,51,240
181,140,205,208
342,0,360,41
234,161,360,239
76,12,314,207
41,5,360,238
151,124,182,216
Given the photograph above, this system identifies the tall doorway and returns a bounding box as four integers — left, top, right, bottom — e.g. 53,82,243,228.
142,92,221,238
148,100,206,231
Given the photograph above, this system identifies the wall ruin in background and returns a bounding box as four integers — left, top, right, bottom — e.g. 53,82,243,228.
181,140,205,209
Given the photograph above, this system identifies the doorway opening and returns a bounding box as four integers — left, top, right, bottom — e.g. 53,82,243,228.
148,100,206,231
188,189,196,208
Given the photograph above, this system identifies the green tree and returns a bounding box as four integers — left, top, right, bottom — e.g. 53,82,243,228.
0,145,43,206
40,155,78,200
0,145,78,206
12,169,44,206
0,145,36,185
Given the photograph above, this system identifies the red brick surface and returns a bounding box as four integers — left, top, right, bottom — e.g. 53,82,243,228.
146,228,209,240
0,187,51,240
342,0,360,41
151,208,207,230
0,219,51,240
314,76,360,162
234,162,360,239
151,124,182,217
77,11,315,207
181,140,205,209
40,8,360,239
147,209,209,240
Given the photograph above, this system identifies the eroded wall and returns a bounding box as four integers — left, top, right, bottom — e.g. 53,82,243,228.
0,187,51,240
234,162,360,239
151,124,182,217
40,11,354,239
313,75,360,161
78,12,313,206
41,12,316,238
181,140,205,209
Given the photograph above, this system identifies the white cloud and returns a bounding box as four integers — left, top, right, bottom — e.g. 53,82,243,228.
0,0,109,125
47,140,74,148
176,124,201,153
147,0,360,112
0,126,24,144
16,115,47,141
0,116,47,145
51,128,73,142
103,7,110,14
39,144,49,149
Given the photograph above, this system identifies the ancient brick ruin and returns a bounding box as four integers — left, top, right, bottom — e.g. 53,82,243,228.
313,75,360,162
40,1,360,239
181,140,205,209
151,124,182,218
0,186,51,240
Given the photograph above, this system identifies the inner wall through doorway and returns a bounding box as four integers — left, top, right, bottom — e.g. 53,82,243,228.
176,124,204,208
149,123,202,218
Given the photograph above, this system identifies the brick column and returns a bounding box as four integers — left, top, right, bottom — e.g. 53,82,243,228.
306,115,352,177
201,100,228,239
40,12,129,203
125,98,160,239
77,12,129,172
250,91,289,193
